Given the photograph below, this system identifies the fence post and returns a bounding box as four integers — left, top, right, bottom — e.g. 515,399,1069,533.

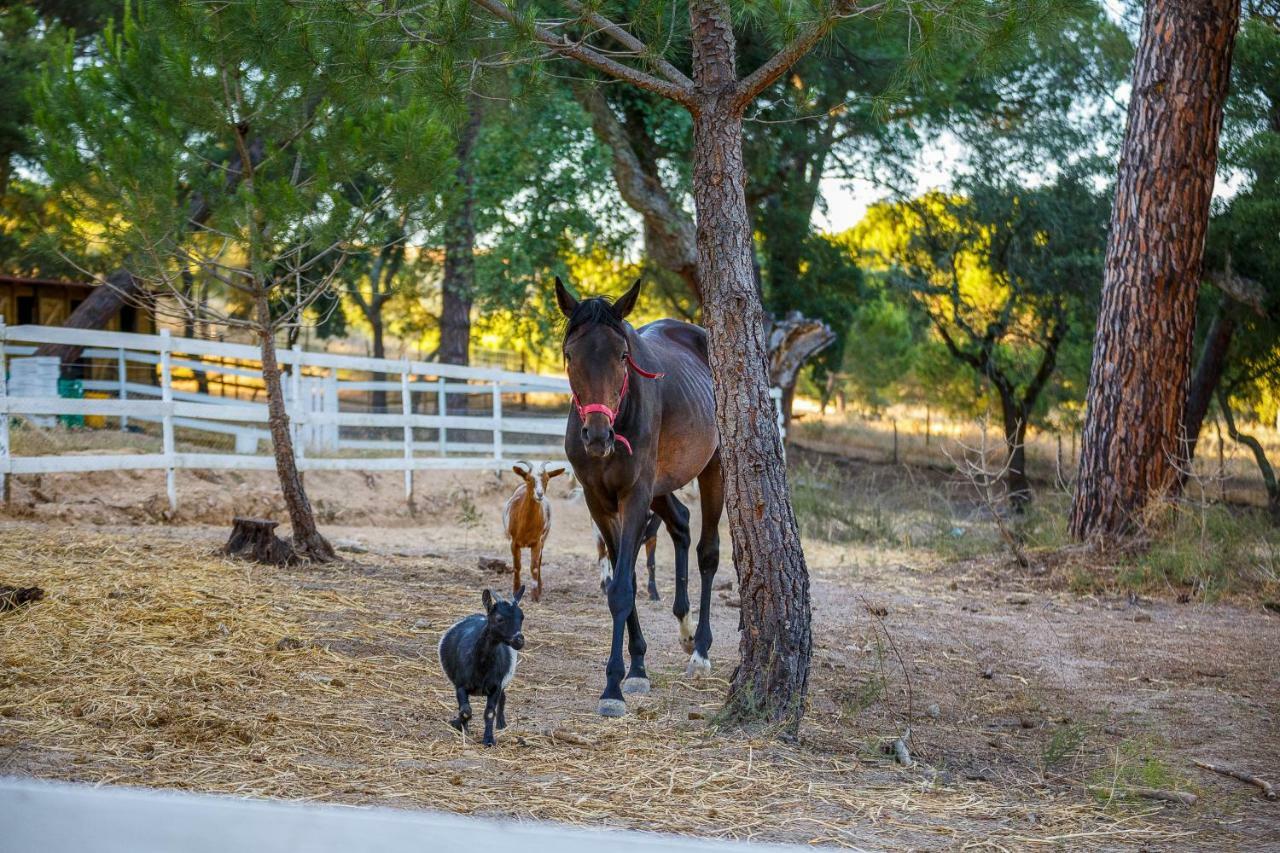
159,328,176,512
491,381,503,465
0,316,9,503
290,343,304,463
437,376,447,457
401,360,413,507
117,348,129,432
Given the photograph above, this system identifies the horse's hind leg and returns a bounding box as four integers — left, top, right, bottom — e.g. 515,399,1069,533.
650,494,692,654
689,450,724,677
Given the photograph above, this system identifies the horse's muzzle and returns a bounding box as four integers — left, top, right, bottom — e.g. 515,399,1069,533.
581,421,615,458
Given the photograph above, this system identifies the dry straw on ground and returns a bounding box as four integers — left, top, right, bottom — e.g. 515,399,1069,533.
0,527,1188,848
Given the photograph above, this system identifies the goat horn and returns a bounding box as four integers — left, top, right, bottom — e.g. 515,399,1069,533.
514,460,532,473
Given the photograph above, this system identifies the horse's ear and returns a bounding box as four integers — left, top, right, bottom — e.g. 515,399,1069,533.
612,278,642,319
554,276,579,318
482,589,495,612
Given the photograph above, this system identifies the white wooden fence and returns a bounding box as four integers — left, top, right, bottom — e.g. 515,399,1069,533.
0,321,786,511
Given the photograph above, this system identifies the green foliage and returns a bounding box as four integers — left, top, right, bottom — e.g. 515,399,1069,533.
1122,504,1280,600
32,0,454,330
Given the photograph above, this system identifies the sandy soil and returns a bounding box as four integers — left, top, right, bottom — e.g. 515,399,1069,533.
1,461,1278,850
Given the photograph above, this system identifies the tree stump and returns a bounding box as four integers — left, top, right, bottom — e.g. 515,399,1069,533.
224,517,296,565
0,585,44,613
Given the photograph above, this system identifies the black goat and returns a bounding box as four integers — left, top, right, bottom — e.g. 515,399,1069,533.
437,586,525,746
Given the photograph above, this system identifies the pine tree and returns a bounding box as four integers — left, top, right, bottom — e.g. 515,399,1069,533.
34,1,454,560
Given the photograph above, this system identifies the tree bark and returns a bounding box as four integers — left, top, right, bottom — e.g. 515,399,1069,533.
688,0,811,729
996,387,1032,508
439,97,483,369
1069,0,1240,542
255,291,335,563
1182,301,1236,461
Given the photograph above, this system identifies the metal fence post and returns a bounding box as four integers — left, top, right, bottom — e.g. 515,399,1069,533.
117,347,129,432
491,381,503,465
401,360,413,506
159,329,176,512
437,376,447,457
0,317,9,503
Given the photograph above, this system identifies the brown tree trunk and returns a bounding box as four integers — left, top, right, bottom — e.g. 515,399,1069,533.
1182,302,1236,461
255,292,335,563
689,0,811,729
1069,0,1240,542
439,98,482,369
370,313,388,413
997,388,1032,509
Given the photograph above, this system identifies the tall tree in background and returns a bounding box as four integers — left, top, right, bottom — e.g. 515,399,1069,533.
36,1,452,559
440,97,483,367
863,179,1106,503
1070,0,1241,542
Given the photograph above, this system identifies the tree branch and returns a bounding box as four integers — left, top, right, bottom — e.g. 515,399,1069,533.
562,0,694,90
734,0,866,109
470,0,695,107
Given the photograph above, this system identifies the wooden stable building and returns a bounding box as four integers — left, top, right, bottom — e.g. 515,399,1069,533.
0,274,153,334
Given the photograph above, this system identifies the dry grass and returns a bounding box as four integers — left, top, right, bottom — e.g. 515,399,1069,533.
0,525,1195,849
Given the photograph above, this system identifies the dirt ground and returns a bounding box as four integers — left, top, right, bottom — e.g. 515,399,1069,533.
1,458,1278,850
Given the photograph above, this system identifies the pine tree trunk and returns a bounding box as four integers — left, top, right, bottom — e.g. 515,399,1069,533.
1069,0,1240,542
440,98,482,369
689,0,811,729
255,292,335,563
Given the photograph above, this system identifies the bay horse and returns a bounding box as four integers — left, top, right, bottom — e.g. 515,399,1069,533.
555,277,724,718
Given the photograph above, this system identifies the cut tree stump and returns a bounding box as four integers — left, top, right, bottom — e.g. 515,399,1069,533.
223,518,296,566
0,585,44,613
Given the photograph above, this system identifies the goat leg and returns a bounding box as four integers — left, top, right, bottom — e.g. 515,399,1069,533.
497,690,507,729
510,542,523,598
482,691,500,747
450,686,472,732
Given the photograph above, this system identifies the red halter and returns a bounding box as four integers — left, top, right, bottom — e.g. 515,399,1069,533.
571,353,664,455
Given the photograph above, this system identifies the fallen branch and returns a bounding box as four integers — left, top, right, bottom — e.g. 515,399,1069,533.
1129,786,1198,806
1193,759,1278,800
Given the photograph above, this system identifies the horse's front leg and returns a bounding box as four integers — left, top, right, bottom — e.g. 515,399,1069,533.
598,494,651,717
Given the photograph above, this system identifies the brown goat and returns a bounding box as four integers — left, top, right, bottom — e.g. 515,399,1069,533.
504,461,565,602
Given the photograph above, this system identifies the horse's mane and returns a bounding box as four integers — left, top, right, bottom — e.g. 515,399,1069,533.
565,296,626,340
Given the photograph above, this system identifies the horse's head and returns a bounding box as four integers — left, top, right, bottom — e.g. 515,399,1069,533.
555,276,642,458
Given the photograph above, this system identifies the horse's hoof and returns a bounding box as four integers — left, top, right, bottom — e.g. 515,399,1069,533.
679,636,695,655
685,652,711,678
597,698,627,718
648,590,661,602
622,677,651,695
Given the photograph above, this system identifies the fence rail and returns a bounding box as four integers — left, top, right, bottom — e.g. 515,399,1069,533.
0,321,785,511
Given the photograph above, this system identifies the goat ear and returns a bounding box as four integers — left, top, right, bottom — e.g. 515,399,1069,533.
513,584,525,603
554,276,579,318
482,589,495,612
612,278,642,319
546,467,566,478
511,465,527,478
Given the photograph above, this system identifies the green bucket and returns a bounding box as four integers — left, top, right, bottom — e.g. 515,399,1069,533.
57,377,84,428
